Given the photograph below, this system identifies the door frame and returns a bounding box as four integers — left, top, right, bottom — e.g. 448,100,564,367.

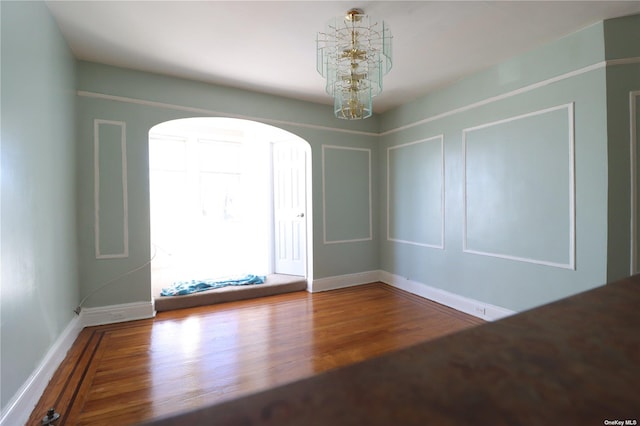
148,117,313,292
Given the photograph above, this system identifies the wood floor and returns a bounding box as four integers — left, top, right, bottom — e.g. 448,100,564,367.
28,283,484,426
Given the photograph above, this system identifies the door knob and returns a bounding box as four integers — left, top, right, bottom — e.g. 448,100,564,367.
296,213,305,218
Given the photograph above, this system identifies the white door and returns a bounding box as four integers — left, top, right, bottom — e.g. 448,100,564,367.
273,141,306,276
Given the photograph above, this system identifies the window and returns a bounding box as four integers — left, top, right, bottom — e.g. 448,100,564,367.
149,132,271,293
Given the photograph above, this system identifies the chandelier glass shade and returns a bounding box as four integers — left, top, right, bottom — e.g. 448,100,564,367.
317,8,392,120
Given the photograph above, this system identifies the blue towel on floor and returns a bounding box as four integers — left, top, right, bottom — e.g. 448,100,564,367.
160,274,266,296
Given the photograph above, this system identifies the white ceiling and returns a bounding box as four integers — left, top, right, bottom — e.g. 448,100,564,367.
46,1,640,113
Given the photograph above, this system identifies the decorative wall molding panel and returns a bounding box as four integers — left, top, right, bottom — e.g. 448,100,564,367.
462,103,575,269
94,119,129,259
322,145,372,244
387,135,445,249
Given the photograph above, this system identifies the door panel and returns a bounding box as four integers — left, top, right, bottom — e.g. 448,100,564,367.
273,142,306,276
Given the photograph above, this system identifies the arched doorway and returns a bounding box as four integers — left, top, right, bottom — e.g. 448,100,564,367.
148,117,311,298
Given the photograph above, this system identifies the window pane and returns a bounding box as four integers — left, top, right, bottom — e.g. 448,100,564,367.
200,172,241,221
198,140,241,173
149,137,187,171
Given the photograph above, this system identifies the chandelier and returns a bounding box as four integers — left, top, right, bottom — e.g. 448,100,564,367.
317,8,392,120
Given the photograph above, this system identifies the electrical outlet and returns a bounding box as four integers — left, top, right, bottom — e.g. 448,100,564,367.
475,306,486,316
109,311,125,320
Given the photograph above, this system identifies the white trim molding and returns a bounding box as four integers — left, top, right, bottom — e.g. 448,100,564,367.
630,91,640,275
80,301,156,327
78,91,377,137
607,56,640,67
379,271,516,321
310,270,381,293
310,270,515,321
387,135,445,249
379,62,604,137
321,145,373,244
462,103,576,270
78,58,638,141
94,119,129,259
0,317,83,426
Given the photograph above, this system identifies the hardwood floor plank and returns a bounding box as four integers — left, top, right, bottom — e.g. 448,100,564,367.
28,283,483,425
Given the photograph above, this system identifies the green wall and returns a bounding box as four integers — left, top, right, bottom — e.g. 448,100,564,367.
75,62,380,307
379,21,611,312
0,0,78,411
380,21,606,133
603,14,640,281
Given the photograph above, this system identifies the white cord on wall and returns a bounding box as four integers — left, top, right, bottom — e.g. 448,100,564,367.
74,245,158,315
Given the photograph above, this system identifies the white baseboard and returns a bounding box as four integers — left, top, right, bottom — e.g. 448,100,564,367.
80,301,156,327
0,315,83,426
379,271,516,321
310,270,515,321
310,270,382,292
0,301,156,425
